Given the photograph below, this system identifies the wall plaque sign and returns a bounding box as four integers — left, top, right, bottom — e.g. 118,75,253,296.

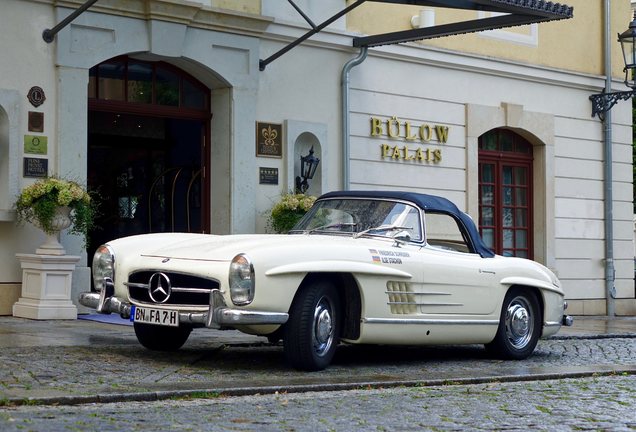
256,122,282,158
23,157,48,178
27,86,46,108
24,135,48,154
28,111,44,132
259,167,279,185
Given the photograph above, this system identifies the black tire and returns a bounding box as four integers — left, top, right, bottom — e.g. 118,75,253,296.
133,322,192,351
485,288,541,360
284,281,341,371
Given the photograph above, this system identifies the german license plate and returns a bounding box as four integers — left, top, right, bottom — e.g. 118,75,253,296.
131,305,179,327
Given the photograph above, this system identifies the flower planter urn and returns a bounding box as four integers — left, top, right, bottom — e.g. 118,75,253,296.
35,206,72,255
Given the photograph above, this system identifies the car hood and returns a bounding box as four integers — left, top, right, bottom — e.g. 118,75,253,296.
115,232,367,262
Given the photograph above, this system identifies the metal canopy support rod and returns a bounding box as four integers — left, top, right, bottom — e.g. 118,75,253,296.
288,0,317,29
259,0,367,71
42,0,100,43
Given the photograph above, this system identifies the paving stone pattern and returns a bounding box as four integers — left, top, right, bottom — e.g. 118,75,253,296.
1,375,635,431
0,335,635,402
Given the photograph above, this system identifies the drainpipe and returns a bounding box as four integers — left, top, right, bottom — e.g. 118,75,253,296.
341,46,368,190
603,0,616,316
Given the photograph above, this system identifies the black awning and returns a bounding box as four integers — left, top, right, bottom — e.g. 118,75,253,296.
369,0,572,16
260,0,573,70
355,0,573,47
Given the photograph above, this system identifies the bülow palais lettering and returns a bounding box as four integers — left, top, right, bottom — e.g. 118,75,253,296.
370,116,449,164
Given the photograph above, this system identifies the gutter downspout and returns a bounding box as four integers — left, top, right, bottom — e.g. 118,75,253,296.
603,0,616,316
341,46,368,190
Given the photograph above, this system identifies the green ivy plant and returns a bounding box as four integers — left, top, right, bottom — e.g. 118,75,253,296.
15,176,98,248
269,193,317,233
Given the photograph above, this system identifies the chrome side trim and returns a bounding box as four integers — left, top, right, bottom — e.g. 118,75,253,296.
387,302,463,307
363,318,499,325
385,291,452,296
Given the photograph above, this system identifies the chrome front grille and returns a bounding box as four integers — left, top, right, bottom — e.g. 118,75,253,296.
126,271,219,306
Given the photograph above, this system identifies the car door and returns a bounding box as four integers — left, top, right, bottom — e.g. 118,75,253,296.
415,211,499,316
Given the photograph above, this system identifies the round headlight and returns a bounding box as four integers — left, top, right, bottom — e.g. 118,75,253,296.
229,254,254,305
92,244,114,292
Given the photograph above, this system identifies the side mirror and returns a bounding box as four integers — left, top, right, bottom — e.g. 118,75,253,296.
392,230,411,246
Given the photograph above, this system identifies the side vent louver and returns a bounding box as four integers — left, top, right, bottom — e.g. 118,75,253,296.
386,281,417,314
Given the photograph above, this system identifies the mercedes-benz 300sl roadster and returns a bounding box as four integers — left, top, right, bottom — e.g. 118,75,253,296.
79,190,572,371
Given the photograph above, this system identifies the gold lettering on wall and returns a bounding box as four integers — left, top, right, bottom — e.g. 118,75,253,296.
370,116,448,164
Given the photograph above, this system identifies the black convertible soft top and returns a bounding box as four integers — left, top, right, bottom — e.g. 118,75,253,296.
318,190,495,258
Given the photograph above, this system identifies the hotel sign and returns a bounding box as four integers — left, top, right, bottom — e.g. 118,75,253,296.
23,157,48,178
370,116,449,163
256,122,282,158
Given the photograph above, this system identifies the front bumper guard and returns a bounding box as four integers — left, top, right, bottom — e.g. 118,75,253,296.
78,285,288,329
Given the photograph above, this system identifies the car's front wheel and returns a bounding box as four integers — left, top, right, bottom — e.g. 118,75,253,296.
133,322,192,351
485,288,541,360
284,281,341,371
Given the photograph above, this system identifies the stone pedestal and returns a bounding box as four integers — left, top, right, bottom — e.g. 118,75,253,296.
13,253,80,320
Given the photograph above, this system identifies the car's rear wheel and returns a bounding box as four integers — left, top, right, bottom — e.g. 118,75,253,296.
133,322,192,351
284,281,341,371
485,288,541,360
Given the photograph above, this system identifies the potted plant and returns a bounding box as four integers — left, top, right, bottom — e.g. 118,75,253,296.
15,176,98,249
269,193,316,234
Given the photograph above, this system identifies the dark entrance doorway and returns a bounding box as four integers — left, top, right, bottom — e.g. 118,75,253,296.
87,56,211,259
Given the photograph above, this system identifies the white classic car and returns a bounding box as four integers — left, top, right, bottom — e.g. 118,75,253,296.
79,190,572,371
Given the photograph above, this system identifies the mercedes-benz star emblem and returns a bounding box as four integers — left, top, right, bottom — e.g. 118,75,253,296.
148,272,171,303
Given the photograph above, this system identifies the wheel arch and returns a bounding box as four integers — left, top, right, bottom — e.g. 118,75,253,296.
505,283,545,329
291,272,362,341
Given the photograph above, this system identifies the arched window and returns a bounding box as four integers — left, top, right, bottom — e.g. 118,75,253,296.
478,129,533,258
88,56,209,114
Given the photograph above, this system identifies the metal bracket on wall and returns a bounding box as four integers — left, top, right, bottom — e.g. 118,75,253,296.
589,90,636,122
42,0,100,43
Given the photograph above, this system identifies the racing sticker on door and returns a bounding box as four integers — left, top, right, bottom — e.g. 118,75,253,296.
369,249,409,264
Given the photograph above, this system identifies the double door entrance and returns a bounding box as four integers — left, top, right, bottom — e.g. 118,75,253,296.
478,129,533,259
87,57,211,258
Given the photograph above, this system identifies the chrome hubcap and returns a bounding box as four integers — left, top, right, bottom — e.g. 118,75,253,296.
313,296,334,356
505,297,533,349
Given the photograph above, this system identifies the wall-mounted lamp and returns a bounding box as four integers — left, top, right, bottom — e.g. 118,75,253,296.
295,146,320,194
590,12,636,121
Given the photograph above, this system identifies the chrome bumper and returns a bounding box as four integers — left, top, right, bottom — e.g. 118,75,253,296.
78,286,288,329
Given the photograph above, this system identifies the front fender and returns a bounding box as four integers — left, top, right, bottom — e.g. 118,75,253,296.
265,260,412,279
499,276,562,295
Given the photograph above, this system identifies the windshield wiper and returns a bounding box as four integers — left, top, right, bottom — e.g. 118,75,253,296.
305,222,358,234
353,225,411,239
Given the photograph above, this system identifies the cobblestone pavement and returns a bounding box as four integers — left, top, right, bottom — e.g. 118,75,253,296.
0,316,635,430
0,317,635,405
1,375,635,431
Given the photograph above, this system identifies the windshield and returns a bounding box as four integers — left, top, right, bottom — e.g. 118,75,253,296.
291,198,422,242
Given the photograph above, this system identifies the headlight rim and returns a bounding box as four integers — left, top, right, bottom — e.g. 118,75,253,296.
229,253,255,306
92,244,115,293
